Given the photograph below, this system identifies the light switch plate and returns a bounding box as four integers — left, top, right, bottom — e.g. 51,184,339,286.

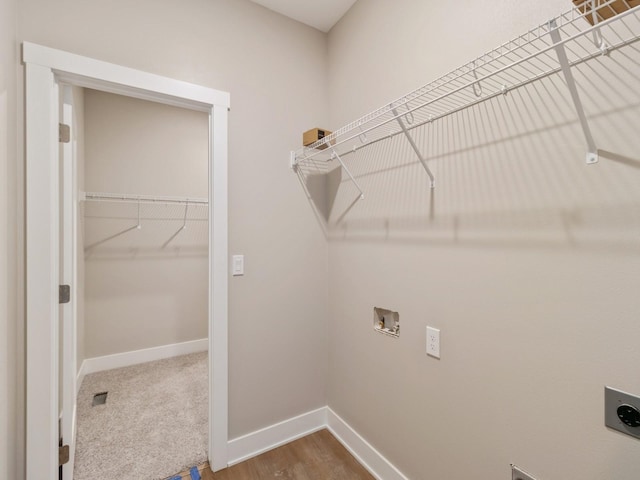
232,255,244,276
511,464,537,480
605,386,640,440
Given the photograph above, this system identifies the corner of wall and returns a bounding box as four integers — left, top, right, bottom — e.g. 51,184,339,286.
2,0,21,478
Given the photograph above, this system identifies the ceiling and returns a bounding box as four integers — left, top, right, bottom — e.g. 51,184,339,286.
250,0,357,32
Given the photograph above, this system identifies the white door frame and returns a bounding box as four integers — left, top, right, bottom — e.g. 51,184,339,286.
23,42,230,479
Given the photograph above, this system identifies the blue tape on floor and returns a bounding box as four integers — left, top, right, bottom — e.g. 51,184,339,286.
189,466,201,480
169,476,181,480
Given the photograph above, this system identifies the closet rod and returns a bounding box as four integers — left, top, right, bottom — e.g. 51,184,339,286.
81,192,208,206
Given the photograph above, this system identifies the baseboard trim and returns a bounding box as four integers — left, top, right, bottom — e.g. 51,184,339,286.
326,407,410,480
227,407,327,466
226,406,408,479
80,338,208,377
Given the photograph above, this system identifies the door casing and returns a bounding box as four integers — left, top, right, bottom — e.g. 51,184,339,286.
23,42,230,479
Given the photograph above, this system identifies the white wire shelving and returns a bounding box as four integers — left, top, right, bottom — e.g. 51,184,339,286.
290,0,640,197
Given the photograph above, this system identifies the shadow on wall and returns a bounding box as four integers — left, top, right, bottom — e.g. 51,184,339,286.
295,47,640,253
304,165,342,224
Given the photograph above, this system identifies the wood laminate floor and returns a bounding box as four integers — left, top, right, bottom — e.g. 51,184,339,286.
171,429,374,480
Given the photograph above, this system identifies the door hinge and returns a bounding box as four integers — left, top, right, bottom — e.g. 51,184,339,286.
59,444,70,466
59,285,70,304
59,123,70,143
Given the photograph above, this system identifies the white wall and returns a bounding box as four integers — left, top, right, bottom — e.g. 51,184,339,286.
0,0,17,477
17,0,329,445
326,1,640,479
83,89,209,357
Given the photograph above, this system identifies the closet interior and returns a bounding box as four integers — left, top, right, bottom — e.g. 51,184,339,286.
73,88,210,480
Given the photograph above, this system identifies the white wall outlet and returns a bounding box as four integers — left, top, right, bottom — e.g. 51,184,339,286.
426,326,440,358
232,255,244,276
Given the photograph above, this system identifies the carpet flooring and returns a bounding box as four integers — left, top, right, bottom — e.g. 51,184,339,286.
74,352,208,480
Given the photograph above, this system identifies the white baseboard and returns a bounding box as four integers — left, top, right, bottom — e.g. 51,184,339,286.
227,407,327,466
79,338,208,378
327,407,410,480
226,406,408,480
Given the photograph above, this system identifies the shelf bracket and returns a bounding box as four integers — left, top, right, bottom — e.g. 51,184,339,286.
549,19,598,164
392,107,436,187
589,0,610,55
331,147,365,200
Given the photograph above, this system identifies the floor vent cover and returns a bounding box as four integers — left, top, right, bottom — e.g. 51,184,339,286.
92,392,108,406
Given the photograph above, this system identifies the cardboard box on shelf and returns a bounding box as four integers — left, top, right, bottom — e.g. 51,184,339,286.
573,0,640,25
303,128,332,150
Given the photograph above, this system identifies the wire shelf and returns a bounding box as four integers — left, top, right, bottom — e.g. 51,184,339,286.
291,0,640,174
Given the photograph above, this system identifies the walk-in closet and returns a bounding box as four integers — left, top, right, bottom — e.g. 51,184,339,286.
72,89,210,479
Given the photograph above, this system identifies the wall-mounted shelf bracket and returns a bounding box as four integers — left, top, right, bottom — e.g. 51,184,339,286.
290,150,298,171
330,147,365,200
549,19,599,164
589,0,611,55
391,107,436,187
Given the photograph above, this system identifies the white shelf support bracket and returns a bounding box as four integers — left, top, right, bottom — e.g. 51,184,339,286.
331,147,365,200
589,0,610,55
392,107,436,188
290,151,298,171
549,19,599,164
471,61,483,98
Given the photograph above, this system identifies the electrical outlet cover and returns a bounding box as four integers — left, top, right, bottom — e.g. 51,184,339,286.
426,326,440,358
511,464,537,480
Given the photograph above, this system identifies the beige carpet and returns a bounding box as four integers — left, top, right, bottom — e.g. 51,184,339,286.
74,352,208,480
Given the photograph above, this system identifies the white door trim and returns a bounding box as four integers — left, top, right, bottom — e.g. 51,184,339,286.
25,59,59,480
23,42,230,479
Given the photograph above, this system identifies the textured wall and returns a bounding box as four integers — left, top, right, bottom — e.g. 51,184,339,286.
17,0,329,445
326,1,640,479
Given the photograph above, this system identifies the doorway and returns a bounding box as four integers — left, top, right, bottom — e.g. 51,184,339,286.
24,42,230,480
70,87,210,478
